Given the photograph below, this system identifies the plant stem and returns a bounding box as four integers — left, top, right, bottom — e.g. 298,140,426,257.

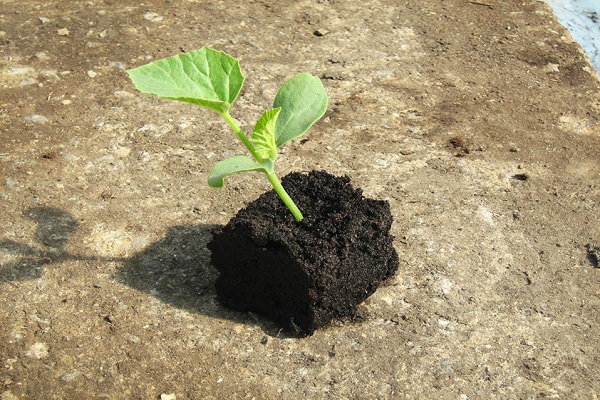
221,111,304,222
222,111,262,162
266,171,304,222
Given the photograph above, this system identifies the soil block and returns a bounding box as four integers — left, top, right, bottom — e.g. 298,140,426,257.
207,170,399,336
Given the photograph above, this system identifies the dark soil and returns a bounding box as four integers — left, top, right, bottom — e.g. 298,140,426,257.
208,170,399,336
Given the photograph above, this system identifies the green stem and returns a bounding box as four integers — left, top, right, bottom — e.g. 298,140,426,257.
221,111,304,222
266,171,304,222
222,111,262,162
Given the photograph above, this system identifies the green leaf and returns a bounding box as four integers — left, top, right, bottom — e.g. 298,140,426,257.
273,73,328,147
127,47,244,114
251,108,281,161
208,155,274,188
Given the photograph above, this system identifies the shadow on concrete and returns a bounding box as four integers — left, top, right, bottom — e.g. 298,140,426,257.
1,207,282,335
115,223,284,335
0,207,80,282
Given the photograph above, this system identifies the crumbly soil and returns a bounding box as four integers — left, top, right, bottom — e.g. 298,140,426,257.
209,170,399,336
1,0,600,398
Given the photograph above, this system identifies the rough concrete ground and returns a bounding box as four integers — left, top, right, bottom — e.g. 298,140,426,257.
1,0,599,398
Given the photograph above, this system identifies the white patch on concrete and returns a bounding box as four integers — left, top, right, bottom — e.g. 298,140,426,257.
479,205,495,226
26,342,49,359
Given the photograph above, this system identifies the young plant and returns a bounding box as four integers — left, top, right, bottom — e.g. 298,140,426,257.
127,47,328,222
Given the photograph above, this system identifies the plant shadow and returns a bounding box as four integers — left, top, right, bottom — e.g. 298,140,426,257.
116,224,285,335
0,206,283,335
0,207,79,282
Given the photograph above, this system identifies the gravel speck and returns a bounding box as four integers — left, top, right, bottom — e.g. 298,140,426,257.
25,114,48,124
144,12,164,22
61,370,82,382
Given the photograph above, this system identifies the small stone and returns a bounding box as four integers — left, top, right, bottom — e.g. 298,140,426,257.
108,61,125,70
160,394,176,400
350,342,363,351
114,90,134,98
61,370,81,382
25,114,48,124
61,153,79,162
26,342,49,359
57,28,70,36
313,29,330,37
8,331,24,342
87,70,98,78
144,12,164,22
5,178,19,190
125,334,141,344
39,17,51,24
19,78,39,86
35,52,49,60
40,70,59,81
438,319,455,332
545,63,560,73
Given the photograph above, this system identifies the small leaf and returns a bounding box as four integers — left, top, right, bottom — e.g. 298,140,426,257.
208,156,274,188
273,73,328,147
251,108,281,161
127,47,244,114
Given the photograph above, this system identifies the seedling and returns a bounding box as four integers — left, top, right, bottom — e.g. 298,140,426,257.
127,47,328,222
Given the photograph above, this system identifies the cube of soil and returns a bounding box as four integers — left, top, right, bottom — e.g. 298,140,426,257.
208,170,399,336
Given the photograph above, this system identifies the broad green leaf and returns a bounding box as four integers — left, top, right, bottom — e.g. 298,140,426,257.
273,73,328,147
127,47,244,114
208,155,274,188
251,108,281,162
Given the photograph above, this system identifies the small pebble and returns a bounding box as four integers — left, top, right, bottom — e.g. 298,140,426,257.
87,70,98,78
114,90,134,98
109,61,125,70
25,114,48,124
313,29,330,37
5,178,19,190
61,153,79,162
57,28,70,36
125,334,141,344
160,394,176,400
19,78,39,86
144,12,164,22
61,371,81,382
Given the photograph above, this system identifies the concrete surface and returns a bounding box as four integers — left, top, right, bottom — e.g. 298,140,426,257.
1,0,599,398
